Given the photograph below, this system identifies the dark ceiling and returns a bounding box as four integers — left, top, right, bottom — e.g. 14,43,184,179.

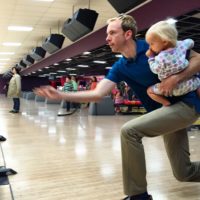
33,44,119,78
3,5,200,80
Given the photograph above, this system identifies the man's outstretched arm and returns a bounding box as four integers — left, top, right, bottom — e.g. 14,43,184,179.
34,78,116,103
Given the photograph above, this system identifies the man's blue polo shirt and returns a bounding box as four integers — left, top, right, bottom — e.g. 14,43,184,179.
106,39,200,113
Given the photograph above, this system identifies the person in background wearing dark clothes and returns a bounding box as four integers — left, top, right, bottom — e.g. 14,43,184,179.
7,67,21,113
3,81,9,97
34,14,200,200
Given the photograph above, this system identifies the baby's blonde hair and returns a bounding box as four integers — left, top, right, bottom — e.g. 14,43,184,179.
146,19,178,46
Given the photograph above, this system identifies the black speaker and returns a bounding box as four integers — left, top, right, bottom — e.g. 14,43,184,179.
62,8,99,42
107,0,147,13
18,60,27,68
42,34,65,54
23,55,34,66
30,47,46,61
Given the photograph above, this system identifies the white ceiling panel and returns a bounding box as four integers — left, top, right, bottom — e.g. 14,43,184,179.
0,0,117,73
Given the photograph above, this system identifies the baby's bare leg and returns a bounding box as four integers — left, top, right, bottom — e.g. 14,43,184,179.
147,84,171,106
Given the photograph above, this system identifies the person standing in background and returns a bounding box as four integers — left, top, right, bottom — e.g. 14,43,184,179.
90,76,98,90
71,76,78,92
86,76,98,108
63,75,73,112
71,76,79,109
7,67,21,113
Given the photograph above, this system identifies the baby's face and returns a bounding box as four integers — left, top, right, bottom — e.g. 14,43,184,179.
146,33,166,54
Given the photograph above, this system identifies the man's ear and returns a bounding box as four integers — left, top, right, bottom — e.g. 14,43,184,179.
125,30,133,40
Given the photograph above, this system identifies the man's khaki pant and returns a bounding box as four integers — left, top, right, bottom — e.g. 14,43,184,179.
121,102,200,195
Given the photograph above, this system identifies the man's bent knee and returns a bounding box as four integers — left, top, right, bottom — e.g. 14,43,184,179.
173,171,194,182
121,123,143,143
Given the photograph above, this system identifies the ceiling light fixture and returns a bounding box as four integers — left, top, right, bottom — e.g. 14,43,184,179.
8,26,33,32
93,61,107,64
0,52,15,55
2,42,21,46
66,68,76,71
34,0,54,2
77,65,89,68
83,51,91,55
57,70,66,73
0,58,10,61
69,73,77,76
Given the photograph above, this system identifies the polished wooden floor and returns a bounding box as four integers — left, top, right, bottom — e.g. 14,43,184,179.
0,95,200,200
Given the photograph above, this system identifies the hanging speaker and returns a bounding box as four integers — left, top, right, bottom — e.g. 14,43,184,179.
18,60,27,68
30,47,46,61
107,0,148,13
62,8,99,42
42,34,65,54
23,55,34,66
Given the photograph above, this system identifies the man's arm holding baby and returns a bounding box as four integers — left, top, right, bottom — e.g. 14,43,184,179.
159,50,200,96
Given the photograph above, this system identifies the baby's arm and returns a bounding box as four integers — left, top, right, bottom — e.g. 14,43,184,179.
146,49,161,75
146,48,155,58
183,39,194,49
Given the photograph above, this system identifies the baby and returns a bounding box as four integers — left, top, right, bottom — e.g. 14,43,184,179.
145,19,200,106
